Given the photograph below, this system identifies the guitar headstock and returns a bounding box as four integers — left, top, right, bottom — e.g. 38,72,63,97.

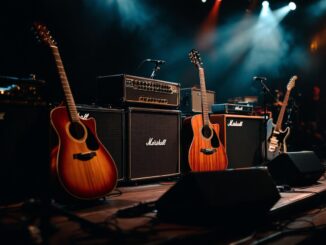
189,49,203,69
287,75,297,91
32,22,57,47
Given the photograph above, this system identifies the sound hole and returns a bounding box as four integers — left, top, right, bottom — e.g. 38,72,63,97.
202,125,212,139
211,130,220,148
69,122,85,140
85,126,99,151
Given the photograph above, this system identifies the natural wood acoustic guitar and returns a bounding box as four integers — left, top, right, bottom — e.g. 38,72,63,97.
187,49,228,171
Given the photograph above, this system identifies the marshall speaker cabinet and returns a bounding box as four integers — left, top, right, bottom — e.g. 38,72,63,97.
209,114,264,169
0,102,50,204
76,105,125,181
127,107,181,181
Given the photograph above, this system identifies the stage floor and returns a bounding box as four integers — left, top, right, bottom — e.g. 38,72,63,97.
2,173,326,244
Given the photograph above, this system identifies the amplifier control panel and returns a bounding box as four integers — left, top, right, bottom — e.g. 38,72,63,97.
97,74,180,108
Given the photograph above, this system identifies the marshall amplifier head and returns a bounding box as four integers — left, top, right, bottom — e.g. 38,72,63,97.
127,107,181,181
96,74,180,109
211,103,254,115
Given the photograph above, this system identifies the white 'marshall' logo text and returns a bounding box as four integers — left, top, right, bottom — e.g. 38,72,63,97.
78,113,90,120
227,120,243,127
146,138,167,146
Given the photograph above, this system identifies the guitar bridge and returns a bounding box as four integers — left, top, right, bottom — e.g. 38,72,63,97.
200,148,217,155
73,152,97,161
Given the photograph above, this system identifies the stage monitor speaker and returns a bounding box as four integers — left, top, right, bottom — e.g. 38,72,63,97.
267,151,325,186
156,167,280,226
209,114,264,168
0,103,50,204
127,107,180,181
76,106,125,181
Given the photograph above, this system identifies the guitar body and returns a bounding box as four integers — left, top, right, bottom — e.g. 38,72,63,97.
260,75,297,161
33,24,119,200
188,114,228,171
50,106,117,200
263,118,290,161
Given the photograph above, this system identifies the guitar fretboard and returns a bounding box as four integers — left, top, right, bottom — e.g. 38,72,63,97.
198,67,209,126
275,87,291,131
51,45,79,123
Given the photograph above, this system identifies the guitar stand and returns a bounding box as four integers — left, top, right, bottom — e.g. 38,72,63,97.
23,197,114,244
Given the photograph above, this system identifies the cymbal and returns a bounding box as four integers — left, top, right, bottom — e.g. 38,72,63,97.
0,75,45,85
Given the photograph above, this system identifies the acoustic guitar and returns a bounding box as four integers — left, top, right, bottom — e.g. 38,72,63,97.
188,49,228,171
263,75,297,161
33,23,117,200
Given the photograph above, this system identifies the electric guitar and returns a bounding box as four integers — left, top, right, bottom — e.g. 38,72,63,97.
33,23,117,200
263,75,297,161
188,49,228,171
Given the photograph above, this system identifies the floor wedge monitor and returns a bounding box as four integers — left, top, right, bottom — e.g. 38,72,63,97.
156,167,280,226
267,151,325,186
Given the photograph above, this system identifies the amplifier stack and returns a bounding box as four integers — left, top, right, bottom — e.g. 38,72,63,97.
92,74,181,183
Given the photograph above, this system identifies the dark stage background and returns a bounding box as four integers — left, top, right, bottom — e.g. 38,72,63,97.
0,0,325,126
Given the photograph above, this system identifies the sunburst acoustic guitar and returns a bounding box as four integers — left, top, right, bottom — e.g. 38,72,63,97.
33,23,117,200
187,49,228,171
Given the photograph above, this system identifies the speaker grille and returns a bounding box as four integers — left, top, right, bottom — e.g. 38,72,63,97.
210,114,264,168
180,88,215,115
77,106,125,180
0,103,50,204
128,107,180,180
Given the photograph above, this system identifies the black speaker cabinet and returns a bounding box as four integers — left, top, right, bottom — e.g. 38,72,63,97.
267,151,325,186
0,103,50,204
180,87,215,115
77,106,125,181
156,167,280,226
209,114,264,168
127,107,180,181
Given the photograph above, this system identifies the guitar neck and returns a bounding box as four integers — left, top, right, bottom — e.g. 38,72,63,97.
198,67,210,125
50,45,79,122
275,89,290,131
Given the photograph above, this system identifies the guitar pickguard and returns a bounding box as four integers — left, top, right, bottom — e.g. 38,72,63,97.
262,75,297,161
263,120,290,161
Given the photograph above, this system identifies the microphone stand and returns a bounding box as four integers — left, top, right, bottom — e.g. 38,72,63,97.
257,78,272,164
150,62,161,79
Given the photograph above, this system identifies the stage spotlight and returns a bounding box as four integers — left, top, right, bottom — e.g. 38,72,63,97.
262,1,269,8
201,0,207,3
288,2,296,10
